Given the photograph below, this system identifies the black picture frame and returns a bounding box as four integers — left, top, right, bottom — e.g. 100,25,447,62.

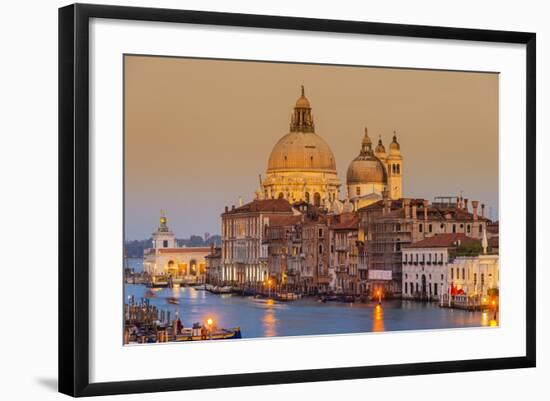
59,3,536,397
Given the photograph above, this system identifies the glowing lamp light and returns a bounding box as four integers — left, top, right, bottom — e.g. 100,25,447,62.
206,318,213,327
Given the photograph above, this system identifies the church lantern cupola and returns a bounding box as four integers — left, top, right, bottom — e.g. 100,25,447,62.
290,85,315,133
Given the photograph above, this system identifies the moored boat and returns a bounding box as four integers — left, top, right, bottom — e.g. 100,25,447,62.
174,322,242,341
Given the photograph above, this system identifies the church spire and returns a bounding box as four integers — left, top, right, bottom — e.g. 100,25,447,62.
290,85,315,133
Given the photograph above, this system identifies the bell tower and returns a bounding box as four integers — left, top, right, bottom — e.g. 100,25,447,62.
152,210,177,249
386,131,403,200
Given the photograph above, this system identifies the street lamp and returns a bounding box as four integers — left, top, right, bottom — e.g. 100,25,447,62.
377,289,382,305
206,317,214,339
268,279,273,299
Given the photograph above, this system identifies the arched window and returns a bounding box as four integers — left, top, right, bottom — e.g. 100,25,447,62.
314,192,321,207
410,282,414,294
397,164,400,174
318,244,323,254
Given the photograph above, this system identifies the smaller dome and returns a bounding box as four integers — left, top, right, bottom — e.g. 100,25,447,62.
347,158,387,184
347,128,387,185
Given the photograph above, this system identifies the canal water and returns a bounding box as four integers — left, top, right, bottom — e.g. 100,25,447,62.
125,258,493,339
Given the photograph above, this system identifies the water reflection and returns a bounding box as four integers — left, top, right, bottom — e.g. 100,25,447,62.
262,299,278,337
373,304,385,332
125,283,492,339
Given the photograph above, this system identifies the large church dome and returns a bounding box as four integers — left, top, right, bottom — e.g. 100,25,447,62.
267,132,337,172
347,128,387,185
267,86,337,173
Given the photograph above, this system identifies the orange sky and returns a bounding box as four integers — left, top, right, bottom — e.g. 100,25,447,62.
124,55,498,240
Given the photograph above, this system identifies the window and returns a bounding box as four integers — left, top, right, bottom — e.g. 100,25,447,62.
419,223,423,233
429,224,433,233
410,282,414,294
481,273,485,286
462,268,465,280
404,283,408,294
278,192,284,199
416,283,419,292
434,283,438,296
305,192,310,203
396,223,401,231
441,274,444,280
451,268,454,280
310,156,314,167
318,228,323,238
318,244,323,254
479,225,483,233
467,224,471,233
356,186,361,196
452,224,456,233
330,245,334,253
163,240,168,248
397,164,400,174
474,273,477,285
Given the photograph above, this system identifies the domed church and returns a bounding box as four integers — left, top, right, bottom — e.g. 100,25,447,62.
346,128,403,210
261,86,341,206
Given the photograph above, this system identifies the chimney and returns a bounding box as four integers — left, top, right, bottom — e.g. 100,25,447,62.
481,203,485,219
225,206,228,213
232,205,235,210
423,199,429,220
471,201,479,221
411,201,417,220
464,198,469,212
403,198,411,219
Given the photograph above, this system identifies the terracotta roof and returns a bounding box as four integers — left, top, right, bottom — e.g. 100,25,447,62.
268,215,302,227
223,199,293,215
330,213,359,230
404,233,480,249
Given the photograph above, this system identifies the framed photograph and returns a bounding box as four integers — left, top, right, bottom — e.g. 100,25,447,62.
58,3,536,397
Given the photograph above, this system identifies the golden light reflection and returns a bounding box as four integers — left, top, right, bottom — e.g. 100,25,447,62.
481,312,489,327
489,319,498,327
263,308,277,337
373,304,385,332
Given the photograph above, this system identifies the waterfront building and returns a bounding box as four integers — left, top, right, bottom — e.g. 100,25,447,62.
143,212,210,284
264,214,303,291
221,198,297,287
328,212,360,294
402,233,480,301
346,128,404,210
300,209,332,294
358,192,490,297
205,245,222,285
260,86,341,207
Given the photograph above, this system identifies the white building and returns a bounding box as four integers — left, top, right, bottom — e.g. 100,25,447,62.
445,254,499,301
142,212,210,284
402,233,481,301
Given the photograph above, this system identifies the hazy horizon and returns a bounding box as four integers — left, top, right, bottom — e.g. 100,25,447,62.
124,55,499,240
